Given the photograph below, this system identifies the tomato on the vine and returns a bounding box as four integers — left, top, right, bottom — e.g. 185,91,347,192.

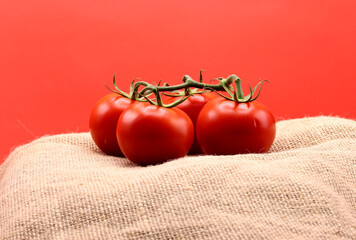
196,99,276,155
168,92,218,154
89,93,133,156
116,101,194,165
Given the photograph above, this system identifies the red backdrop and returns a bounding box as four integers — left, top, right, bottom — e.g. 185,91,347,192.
1,0,355,163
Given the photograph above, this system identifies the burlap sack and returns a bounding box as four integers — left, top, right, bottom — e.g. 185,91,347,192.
0,116,355,240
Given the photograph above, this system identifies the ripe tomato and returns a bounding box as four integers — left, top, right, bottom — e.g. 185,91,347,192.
167,92,218,154
117,102,194,165
89,93,133,156
196,99,276,155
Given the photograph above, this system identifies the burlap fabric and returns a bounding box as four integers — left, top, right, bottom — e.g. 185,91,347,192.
0,116,355,239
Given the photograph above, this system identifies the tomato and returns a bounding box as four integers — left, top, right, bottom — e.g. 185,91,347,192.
89,93,133,156
196,99,276,155
116,101,194,165
167,92,218,154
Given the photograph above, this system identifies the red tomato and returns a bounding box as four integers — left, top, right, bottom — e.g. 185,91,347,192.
196,99,276,155
168,92,218,154
117,102,194,165
89,93,133,156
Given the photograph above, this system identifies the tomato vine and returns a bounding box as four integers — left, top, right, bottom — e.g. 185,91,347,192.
106,70,268,108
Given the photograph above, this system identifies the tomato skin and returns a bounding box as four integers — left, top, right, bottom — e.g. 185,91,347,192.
196,99,276,155
168,92,218,154
89,93,132,156
117,102,194,165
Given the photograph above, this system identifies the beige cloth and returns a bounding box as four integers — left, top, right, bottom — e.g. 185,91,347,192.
0,116,355,240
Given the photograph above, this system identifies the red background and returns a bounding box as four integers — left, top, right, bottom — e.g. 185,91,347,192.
1,0,355,163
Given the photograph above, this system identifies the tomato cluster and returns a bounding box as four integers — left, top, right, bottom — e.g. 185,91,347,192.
90,74,276,166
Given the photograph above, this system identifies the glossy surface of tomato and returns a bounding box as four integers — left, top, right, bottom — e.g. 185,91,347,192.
89,93,132,156
168,92,218,154
196,99,276,155
117,102,194,165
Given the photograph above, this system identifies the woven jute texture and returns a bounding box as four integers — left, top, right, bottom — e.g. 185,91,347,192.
0,116,355,240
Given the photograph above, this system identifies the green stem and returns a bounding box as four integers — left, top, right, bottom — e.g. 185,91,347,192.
154,89,163,106
199,69,205,83
234,77,245,100
136,75,232,96
125,73,267,107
